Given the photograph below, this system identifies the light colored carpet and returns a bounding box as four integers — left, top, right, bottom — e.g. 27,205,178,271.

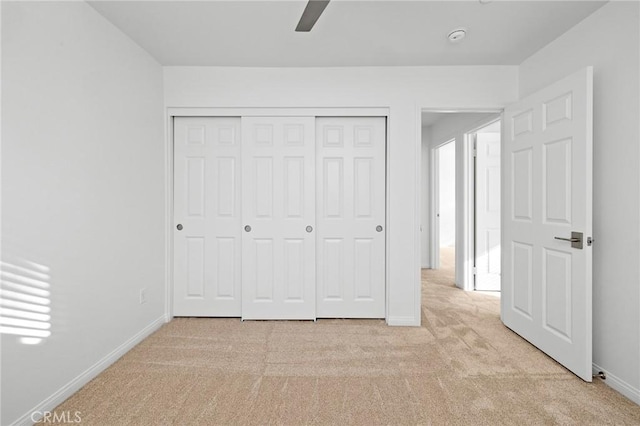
52,252,640,425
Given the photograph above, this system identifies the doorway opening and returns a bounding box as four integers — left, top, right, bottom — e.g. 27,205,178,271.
420,111,501,291
419,67,594,382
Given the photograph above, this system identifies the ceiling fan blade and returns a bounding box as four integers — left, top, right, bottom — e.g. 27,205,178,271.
295,0,330,32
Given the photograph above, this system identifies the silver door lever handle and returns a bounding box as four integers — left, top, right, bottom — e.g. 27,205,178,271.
554,237,580,242
554,231,583,249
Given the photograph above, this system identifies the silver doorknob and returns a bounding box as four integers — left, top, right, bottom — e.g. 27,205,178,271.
376,225,383,232
176,224,183,231
306,226,313,233
244,225,252,232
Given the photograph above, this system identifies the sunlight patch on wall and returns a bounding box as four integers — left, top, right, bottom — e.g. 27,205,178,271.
0,258,52,345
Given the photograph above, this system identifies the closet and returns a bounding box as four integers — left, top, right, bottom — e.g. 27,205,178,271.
173,115,386,320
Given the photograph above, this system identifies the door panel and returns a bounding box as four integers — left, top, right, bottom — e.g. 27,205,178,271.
543,248,572,340
354,238,374,299
174,117,242,316
323,238,344,299
186,237,205,297
216,237,236,298
241,117,316,320
284,238,305,300
502,67,593,381
512,148,533,220
323,158,344,217
316,117,385,318
543,138,572,223
186,158,205,216
512,241,533,318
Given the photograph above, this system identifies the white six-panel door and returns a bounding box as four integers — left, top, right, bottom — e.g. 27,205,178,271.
502,67,593,381
173,117,242,316
475,130,502,291
316,117,386,318
241,117,316,320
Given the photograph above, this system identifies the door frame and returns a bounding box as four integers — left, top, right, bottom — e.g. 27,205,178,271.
164,107,390,321
419,108,502,293
465,117,502,292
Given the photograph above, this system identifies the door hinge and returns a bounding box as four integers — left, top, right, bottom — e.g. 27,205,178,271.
473,266,477,275
587,236,593,246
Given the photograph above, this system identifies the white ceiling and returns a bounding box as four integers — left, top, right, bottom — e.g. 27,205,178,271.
89,0,606,67
422,112,450,127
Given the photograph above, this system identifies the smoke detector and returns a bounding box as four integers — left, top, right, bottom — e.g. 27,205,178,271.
448,29,467,43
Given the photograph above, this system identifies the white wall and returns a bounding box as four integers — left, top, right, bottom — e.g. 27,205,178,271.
1,2,165,424
519,1,640,403
428,112,498,289
164,66,518,327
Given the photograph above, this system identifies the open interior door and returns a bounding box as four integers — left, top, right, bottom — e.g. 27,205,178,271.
502,67,593,381
475,126,502,291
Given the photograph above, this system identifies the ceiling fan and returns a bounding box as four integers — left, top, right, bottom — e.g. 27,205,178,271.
295,0,331,32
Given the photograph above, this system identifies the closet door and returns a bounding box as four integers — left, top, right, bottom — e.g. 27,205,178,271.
316,117,386,318
241,117,316,319
173,117,242,316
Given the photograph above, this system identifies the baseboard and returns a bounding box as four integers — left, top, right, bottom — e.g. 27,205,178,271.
11,315,166,426
592,363,640,405
387,316,420,326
